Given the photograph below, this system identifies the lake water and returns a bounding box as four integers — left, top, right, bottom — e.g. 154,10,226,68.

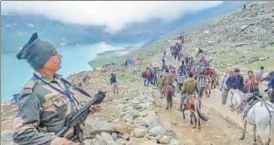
1,42,130,101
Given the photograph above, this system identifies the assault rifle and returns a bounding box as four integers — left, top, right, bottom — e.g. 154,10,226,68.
56,90,106,140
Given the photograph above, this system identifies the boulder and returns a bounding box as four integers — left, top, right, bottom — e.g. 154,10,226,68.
84,119,113,138
112,120,136,134
159,135,171,144
128,138,158,145
92,138,107,145
115,138,127,145
132,128,148,138
1,130,17,145
149,125,166,137
83,139,93,145
111,132,118,141
170,139,181,145
100,132,115,144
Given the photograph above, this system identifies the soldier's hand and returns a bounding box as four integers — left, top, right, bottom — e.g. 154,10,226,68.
89,104,101,115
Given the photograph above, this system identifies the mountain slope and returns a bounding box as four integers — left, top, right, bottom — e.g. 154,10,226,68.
1,2,246,54
182,1,274,71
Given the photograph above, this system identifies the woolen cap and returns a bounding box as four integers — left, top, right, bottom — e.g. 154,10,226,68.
16,32,56,70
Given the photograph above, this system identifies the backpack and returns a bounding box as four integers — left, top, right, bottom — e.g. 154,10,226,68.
142,72,146,78
145,69,151,78
110,75,117,83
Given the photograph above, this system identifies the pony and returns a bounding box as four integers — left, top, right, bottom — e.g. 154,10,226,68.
230,89,274,145
181,93,208,129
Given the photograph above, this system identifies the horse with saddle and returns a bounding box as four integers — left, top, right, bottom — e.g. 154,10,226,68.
230,89,274,145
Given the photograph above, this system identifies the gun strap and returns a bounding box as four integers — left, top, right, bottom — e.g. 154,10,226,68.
33,73,79,108
61,77,92,98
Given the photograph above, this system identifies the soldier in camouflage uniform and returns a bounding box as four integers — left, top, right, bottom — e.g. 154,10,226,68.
13,32,100,145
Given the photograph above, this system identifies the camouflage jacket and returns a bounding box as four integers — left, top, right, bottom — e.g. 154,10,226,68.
181,78,199,94
12,72,83,145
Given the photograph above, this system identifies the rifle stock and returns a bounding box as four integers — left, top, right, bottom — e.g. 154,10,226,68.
56,90,106,138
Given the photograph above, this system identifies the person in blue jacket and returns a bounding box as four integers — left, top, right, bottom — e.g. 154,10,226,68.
268,75,274,103
225,68,244,92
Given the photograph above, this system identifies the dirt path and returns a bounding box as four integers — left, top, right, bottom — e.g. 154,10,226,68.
153,92,254,145
151,52,259,145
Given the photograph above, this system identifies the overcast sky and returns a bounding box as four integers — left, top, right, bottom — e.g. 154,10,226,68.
2,1,223,33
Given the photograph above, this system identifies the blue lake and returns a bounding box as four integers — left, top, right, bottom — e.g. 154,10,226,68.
1,42,129,101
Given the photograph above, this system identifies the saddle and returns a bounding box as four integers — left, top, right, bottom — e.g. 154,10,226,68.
182,93,196,105
242,95,261,119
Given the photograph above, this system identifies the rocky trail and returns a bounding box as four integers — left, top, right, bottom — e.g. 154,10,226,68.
2,2,274,145
152,51,258,145
1,57,258,145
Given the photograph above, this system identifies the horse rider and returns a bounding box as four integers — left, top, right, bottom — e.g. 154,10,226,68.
13,33,101,145
179,72,199,111
220,67,233,105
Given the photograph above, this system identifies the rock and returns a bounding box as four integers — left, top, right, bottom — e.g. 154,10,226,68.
240,25,249,31
149,125,166,137
170,139,180,145
112,120,136,134
84,119,113,138
3,100,13,107
149,117,161,128
120,133,130,140
120,112,126,117
159,135,171,144
93,138,107,145
248,57,260,64
100,132,115,143
128,138,159,145
111,132,118,141
156,134,162,141
134,118,149,128
259,57,268,61
132,128,148,138
122,114,134,123
115,138,127,145
1,130,17,145
138,111,148,117
171,120,177,126
83,139,93,145
204,30,210,34
95,134,105,140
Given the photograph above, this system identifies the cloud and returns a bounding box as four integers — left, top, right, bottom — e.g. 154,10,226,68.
1,1,223,32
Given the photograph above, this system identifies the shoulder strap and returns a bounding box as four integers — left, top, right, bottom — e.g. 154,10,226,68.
19,78,38,100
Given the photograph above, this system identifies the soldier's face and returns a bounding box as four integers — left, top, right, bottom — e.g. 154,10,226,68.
43,51,62,72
